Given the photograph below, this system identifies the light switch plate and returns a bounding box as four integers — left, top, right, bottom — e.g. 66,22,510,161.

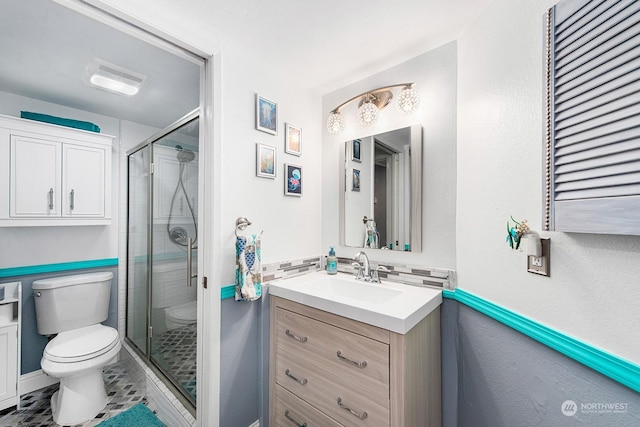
527,238,550,276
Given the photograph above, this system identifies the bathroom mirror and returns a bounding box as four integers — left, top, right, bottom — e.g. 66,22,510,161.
341,124,422,252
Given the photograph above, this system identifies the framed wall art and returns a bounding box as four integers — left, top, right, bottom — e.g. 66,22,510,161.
256,143,276,178
256,94,277,135
352,139,361,162
285,123,302,156
352,168,361,191
284,163,302,196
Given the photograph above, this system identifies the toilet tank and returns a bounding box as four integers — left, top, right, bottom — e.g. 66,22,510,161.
32,271,113,335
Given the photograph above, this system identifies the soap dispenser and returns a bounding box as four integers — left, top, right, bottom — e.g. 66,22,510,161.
327,247,338,275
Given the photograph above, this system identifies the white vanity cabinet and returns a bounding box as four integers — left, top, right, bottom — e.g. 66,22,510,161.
269,296,441,427
0,282,21,412
0,114,113,226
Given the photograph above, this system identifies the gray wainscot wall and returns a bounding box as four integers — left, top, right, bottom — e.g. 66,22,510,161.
219,258,639,427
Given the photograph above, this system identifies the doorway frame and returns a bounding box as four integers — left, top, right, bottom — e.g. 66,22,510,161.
51,1,222,425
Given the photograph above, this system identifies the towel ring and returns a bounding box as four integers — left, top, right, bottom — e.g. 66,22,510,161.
235,217,252,237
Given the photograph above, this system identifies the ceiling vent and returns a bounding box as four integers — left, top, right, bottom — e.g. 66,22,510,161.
85,58,148,96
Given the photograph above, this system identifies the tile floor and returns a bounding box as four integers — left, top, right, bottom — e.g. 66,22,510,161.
0,362,153,427
152,323,197,402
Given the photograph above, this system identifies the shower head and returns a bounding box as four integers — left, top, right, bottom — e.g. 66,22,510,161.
176,145,196,163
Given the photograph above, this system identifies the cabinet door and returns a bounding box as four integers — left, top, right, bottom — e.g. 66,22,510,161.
0,325,17,404
63,143,105,217
10,136,61,217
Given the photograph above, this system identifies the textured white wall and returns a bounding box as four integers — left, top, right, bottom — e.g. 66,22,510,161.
217,49,323,281
457,0,640,364
322,42,458,269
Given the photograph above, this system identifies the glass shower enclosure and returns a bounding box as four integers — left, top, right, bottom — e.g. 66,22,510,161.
126,110,199,409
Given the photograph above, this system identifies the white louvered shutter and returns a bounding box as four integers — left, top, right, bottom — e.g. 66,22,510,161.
550,0,640,234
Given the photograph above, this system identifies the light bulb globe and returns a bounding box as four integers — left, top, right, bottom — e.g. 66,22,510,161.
358,102,379,125
396,87,420,114
326,111,346,134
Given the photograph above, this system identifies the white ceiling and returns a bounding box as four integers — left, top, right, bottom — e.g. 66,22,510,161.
101,0,494,93
0,0,493,129
0,0,201,129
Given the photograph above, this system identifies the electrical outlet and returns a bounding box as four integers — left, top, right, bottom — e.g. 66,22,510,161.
527,238,550,276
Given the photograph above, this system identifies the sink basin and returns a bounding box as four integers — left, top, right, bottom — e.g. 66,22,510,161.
305,276,402,304
268,272,442,334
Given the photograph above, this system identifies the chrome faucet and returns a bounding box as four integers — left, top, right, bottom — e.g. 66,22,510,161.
352,251,371,280
352,251,390,283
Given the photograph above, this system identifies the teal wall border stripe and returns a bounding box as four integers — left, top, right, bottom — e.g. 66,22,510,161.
0,258,118,278
443,288,640,393
221,284,235,300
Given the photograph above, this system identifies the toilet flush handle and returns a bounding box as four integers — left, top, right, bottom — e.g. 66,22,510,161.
34,292,41,297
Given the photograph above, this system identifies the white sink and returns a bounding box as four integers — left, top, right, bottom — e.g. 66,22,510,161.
268,272,442,334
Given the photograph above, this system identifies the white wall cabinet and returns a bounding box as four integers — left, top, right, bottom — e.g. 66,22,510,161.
0,114,113,226
0,282,21,412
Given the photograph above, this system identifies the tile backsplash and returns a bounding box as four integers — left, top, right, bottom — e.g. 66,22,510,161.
262,255,456,290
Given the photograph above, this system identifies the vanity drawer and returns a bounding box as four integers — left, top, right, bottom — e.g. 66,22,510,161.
275,345,389,426
275,384,344,427
275,307,390,398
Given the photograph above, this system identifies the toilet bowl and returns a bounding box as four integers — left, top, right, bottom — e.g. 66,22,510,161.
41,324,121,425
32,272,120,425
165,300,196,330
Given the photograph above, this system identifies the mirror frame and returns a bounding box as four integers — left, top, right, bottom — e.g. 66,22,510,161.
338,124,422,253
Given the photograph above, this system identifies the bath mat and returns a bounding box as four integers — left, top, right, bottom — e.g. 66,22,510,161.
97,403,165,427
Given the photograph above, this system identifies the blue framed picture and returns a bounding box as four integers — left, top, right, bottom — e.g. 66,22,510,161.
352,139,361,162
284,163,302,196
256,143,276,179
352,169,361,191
256,94,277,135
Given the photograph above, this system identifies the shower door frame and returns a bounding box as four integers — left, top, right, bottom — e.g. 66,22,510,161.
125,109,201,412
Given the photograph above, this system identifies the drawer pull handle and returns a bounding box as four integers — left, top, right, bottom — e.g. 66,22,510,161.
284,409,307,427
337,351,367,368
285,329,308,343
337,397,368,420
285,369,308,385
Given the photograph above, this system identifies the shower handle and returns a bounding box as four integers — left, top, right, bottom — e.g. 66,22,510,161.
187,237,197,287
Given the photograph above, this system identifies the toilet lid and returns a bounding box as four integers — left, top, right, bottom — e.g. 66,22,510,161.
44,324,119,363
166,301,196,323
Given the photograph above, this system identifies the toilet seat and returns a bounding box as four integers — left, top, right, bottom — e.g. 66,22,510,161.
44,324,119,363
166,300,196,326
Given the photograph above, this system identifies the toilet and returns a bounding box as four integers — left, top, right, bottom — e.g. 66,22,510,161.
165,299,196,330
151,261,197,332
32,271,121,425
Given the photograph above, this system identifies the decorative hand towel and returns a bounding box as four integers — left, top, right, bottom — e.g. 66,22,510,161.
235,234,262,301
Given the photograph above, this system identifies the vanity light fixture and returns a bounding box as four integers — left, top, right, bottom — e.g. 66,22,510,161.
327,83,419,133
85,58,148,97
